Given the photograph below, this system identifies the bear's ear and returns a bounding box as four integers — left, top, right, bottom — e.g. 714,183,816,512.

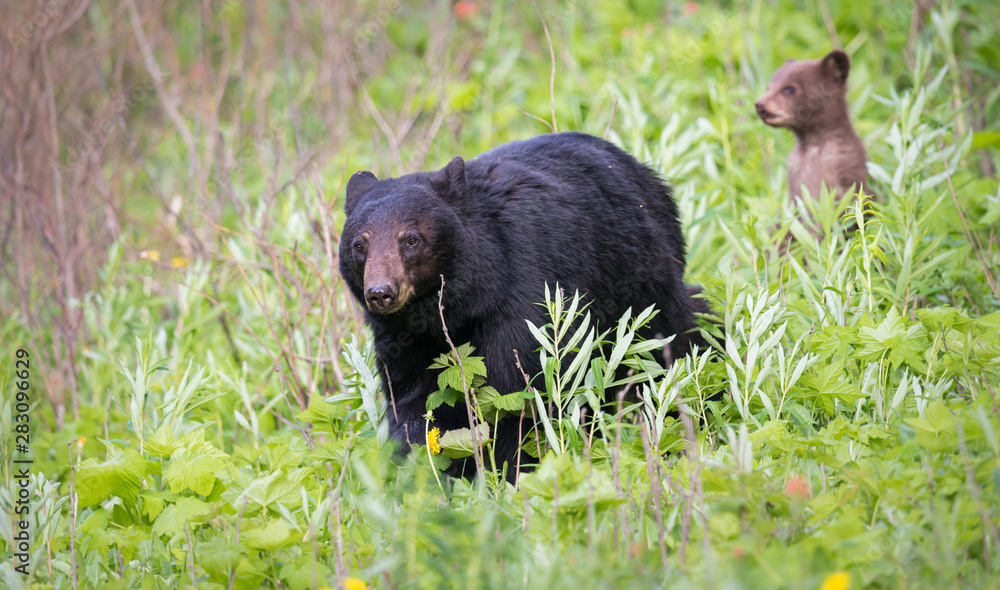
345,170,378,215
430,156,467,205
821,50,850,84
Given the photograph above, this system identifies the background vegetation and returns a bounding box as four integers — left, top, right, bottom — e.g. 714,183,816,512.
1,0,999,588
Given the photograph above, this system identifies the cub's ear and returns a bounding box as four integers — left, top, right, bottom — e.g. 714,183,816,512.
430,156,467,205
345,171,378,215
821,50,850,84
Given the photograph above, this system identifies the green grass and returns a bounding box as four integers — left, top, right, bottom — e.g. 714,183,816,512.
1,0,999,588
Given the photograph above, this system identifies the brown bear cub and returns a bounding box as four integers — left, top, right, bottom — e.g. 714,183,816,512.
755,50,868,227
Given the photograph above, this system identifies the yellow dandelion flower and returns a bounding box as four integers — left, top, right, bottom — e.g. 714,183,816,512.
427,427,441,455
345,577,368,590
171,256,189,268
77,437,86,446
821,571,850,590
141,250,161,262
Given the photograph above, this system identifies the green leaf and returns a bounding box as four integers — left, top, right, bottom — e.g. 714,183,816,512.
493,391,526,412
519,452,622,511
426,386,462,412
804,362,863,416
280,557,332,590
428,350,454,370
242,519,291,551
76,446,148,507
196,537,245,577
461,355,488,378
857,308,928,371
165,444,228,496
972,131,1000,149
145,423,181,458
151,497,211,537
78,509,113,556
296,394,338,425
748,420,789,448
904,400,958,451
438,424,492,459
442,366,469,392
228,470,304,512
474,385,504,421
808,325,858,360
916,307,963,331
140,489,178,521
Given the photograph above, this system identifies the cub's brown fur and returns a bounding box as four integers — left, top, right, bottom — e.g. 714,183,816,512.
755,50,867,218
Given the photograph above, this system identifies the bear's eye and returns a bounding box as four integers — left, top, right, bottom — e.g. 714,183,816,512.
781,85,796,95
404,236,420,248
353,242,365,253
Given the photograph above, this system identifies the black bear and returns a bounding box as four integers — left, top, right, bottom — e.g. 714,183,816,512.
339,132,707,480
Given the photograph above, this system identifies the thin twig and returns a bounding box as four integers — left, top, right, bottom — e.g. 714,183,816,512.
681,410,711,581
639,420,669,572
331,428,354,587
68,441,78,590
184,524,198,587
384,365,399,422
124,0,196,152
437,275,485,475
936,138,998,296
514,349,545,461
276,369,315,452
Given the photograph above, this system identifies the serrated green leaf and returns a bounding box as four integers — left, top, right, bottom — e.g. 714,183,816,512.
857,308,928,371
196,537,245,576
78,509,113,556
242,519,291,551
140,489,178,521
461,355,488,378
474,385,503,421
904,399,958,451
229,470,304,512
438,424,492,458
296,394,338,425
805,362,863,416
916,307,962,331
151,497,210,537
145,423,181,458
76,446,148,507
519,452,622,511
165,444,228,496
809,325,858,360
493,391,526,412
426,387,462,411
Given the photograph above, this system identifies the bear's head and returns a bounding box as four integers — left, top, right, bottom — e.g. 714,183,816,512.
754,50,851,133
339,156,467,315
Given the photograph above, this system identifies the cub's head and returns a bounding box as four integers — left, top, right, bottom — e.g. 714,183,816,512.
755,50,851,131
339,156,467,315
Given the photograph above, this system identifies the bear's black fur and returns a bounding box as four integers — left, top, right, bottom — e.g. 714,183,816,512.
339,132,707,480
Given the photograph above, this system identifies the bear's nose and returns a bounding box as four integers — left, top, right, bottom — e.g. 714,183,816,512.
754,101,768,116
365,284,398,311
